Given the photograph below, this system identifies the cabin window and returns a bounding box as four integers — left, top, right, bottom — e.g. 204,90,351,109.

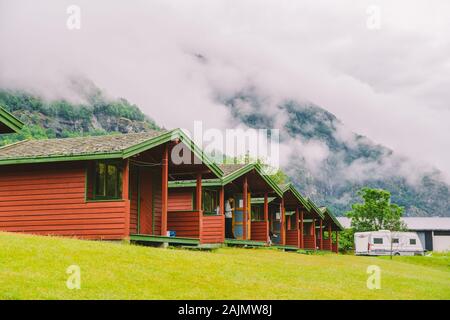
202,189,219,214
87,161,123,200
409,239,417,245
251,205,264,221
392,238,399,244
373,238,383,244
434,231,450,236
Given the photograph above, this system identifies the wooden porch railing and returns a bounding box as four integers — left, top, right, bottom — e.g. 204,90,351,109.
251,221,269,242
167,210,201,238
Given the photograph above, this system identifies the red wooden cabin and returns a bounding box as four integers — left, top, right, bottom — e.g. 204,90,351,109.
0,129,223,245
251,195,281,245
300,199,325,250
279,183,311,249
319,207,344,253
168,163,283,245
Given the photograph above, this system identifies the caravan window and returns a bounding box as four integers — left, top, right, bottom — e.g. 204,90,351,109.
409,239,417,245
373,238,383,244
392,238,399,244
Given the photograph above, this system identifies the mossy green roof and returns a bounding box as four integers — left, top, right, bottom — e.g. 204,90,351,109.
219,163,248,176
169,162,283,197
0,128,223,177
0,130,164,160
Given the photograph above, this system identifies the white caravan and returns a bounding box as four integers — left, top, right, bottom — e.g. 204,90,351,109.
354,230,424,256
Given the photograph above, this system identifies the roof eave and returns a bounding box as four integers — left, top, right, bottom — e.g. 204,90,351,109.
254,163,283,197
308,199,325,219
168,179,222,188
0,106,25,134
288,184,311,210
221,163,255,185
320,207,344,231
0,151,123,166
0,129,225,178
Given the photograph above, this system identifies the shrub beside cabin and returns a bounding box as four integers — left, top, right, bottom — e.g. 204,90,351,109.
0,115,343,250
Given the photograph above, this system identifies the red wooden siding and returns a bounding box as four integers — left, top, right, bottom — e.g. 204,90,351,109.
152,171,162,236
332,243,338,253
167,210,200,238
0,164,127,240
139,169,153,234
129,168,139,234
303,235,316,249
168,189,193,211
286,230,299,247
201,215,224,244
251,221,268,242
323,241,332,251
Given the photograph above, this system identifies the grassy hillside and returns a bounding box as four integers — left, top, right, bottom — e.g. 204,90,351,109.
0,232,448,300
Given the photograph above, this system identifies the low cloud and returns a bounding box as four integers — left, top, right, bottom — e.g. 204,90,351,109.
0,0,449,179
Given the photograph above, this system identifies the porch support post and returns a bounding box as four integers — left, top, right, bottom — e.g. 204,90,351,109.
281,197,286,245
300,210,304,249
287,213,291,230
312,218,316,251
219,185,225,241
196,173,203,241
243,176,248,240
219,186,225,215
295,207,300,248
196,173,202,211
122,159,130,238
319,219,323,250
264,192,269,243
328,224,332,251
161,144,168,236
335,231,339,253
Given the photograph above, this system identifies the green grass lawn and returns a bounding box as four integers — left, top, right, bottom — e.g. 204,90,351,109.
0,232,449,300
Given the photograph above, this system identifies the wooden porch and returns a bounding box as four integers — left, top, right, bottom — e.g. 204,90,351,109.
130,234,200,246
224,238,267,247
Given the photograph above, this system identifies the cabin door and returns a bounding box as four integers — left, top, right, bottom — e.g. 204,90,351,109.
233,193,251,240
139,168,153,234
270,210,282,244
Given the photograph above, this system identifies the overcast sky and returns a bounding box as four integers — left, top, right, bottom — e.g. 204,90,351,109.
1,0,449,178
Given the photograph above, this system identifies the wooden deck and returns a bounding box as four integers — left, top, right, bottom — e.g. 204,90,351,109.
224,238,267,247
272,245,299,251
130,234,200,246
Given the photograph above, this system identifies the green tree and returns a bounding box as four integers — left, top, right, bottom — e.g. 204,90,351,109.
337,229,355,253
346,187,407,232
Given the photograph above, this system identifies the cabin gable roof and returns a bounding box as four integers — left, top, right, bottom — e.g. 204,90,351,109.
306,198,325,219
0,128,223,178
320,207,344,231
0,106,24,134
278,182,311,210
169,162,283,197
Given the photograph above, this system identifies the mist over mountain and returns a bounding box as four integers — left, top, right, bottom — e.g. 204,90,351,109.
223,90,450,217
0,80,160,145
1,84,448,217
